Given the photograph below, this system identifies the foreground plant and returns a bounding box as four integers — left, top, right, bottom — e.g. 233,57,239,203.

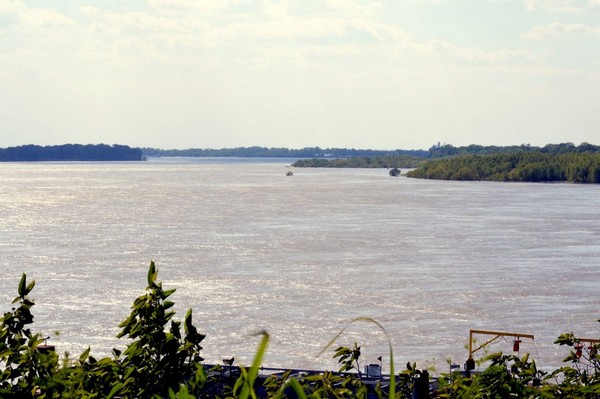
1,263,600,398
114,261,207,398
0,274,58,398
544,331,600,398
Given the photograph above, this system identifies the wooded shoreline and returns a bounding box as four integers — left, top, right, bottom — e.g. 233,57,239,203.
3,142,600,183
0,144,144,162
291,143,600,183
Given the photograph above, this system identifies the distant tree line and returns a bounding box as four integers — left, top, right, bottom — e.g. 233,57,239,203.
141,146,429,158
290,142,600,183
142,142,600,163
406,152,600,183
292,154,426,168
0,144,144,162
427,142,600,158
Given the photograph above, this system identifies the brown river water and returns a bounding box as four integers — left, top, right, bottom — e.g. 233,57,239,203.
1,157,598,373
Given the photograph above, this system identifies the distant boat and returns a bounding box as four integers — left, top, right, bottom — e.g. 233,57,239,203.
389,168,401,177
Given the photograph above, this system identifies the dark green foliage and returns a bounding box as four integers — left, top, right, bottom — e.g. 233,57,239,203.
436,353,544,399
428,142,600,158
143,142,600,162
114,261,206,398
334,343,362,374
291,143,600,172
0,274,58,398
2,265,600,398
1,263,207,398
293,155,426,169
0,144,144,161
544,332,600,398
407,152,600,183
233,330,269,399
281,344,371,399
142,146,429,159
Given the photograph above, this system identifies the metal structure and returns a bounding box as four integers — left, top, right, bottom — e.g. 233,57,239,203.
573,337,600,358
465,329,534,371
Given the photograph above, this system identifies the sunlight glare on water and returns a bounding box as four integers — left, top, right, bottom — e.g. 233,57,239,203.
1,158,599,373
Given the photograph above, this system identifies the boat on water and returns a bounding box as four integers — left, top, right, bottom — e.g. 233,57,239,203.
389,168,401,177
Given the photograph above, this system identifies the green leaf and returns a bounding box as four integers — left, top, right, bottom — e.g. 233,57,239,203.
147,261,158,287
26,281,35,295
184,309,194,334
79,347,91,364
18,273,26,297
555,333,576,346
107,383,123,399
240,330,270,399
287,378,308,399
124,367,136,380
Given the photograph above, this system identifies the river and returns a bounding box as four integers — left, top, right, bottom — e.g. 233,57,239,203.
1,157,598,373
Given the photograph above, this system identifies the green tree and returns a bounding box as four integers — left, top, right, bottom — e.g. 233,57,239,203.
544,331,600,398
0,274,58,398
114,261,206,398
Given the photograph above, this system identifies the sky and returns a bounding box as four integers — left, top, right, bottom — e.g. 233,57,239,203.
1,0,599,151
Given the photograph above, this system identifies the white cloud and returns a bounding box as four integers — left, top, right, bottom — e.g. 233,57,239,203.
0,1,552,73
147,0,252,12
523,0,600,13
20,7,73,27
84,3,547,76
79,6,203,34
210,18,345,40
0,0,19,15
3,0,598,150
408,0,443,4
0,0,73,29
74,5,211,65
71,1,416,68
424,39,542,64
525,22,600,38
324,0,383,15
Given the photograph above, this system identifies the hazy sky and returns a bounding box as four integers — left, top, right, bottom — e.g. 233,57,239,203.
1,0,599,150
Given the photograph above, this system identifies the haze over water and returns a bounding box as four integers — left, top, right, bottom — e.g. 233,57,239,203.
1,158,598,373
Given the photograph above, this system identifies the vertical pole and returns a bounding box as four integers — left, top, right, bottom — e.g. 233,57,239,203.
469,330,473,359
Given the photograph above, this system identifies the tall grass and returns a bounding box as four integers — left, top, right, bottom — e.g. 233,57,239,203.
316,317,396,398
237,330,270,399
